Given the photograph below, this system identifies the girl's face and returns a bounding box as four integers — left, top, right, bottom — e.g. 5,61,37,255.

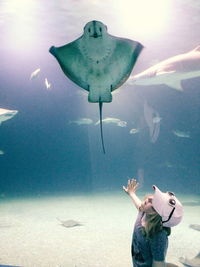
140,195,156,214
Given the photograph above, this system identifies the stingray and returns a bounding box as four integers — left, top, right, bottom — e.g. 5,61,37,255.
180,252,200,267
49,20,143,153
57,218,82,228
189,224,200,231
129,45,200,91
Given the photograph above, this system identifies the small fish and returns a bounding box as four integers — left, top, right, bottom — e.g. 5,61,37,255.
69,118,93,125
95,117,126,127
158,161,186,169
0,150,4,155
129,128,139,134
0,108,18,125
117,121,127,127
173,130,190,138
45,78,51,89
153,116,162,124
164,161,173,168
30,68,40,80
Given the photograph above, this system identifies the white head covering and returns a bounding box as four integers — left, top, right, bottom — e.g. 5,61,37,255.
152,185,183,227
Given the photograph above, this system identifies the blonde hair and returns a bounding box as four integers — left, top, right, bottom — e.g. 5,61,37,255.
142,212,163,238
140,194,171,238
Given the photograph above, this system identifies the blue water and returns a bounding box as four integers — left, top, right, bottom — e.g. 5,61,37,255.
0,0,200,198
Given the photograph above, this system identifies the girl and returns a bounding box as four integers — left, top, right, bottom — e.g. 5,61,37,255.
123,178,183,267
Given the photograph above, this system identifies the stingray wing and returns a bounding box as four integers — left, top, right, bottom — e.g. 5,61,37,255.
49,40,89,91
110,38,143,91
50,36,143,93
49,20,143,154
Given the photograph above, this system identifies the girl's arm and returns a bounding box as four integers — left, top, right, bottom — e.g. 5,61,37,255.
123,178,142,210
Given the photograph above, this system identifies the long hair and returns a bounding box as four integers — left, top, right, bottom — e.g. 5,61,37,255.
140,195,171,238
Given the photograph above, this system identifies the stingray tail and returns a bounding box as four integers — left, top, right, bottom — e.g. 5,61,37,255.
99,101,106,154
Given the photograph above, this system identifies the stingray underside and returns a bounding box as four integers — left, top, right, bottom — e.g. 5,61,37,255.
49,24,143,153
49,41,89,91
109,38,143,91
49,36,143,103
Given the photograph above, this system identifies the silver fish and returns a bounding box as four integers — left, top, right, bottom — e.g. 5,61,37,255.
95,117,126,127
45,78,51,89
0,108,18,125
69,118,93,125
129,128,139,134
173,130,190,138
30,68,40,80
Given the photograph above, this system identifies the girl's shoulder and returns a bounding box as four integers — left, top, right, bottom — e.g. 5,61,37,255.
152,227,169,242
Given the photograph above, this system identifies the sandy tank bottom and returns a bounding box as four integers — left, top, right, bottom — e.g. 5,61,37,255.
0,191,199,267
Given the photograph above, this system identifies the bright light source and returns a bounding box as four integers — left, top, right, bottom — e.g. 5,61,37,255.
114,0,172,38
2,0,38,48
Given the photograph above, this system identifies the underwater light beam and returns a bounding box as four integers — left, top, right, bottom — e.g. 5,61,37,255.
115,0,172,38
3,0,38,48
